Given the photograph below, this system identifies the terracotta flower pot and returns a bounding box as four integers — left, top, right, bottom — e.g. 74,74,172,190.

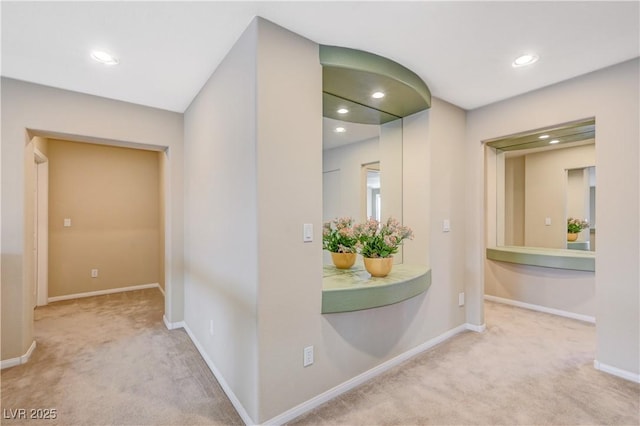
363,256,394,277
330,252,356,269
567,233,579,241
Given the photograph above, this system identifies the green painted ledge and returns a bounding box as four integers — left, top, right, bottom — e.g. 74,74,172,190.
486,246,595,272
322,264,431,314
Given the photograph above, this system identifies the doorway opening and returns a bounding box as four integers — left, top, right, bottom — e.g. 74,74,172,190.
27,133,168,314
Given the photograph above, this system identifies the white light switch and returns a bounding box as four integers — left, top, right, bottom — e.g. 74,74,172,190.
303,223,313,242
443,219,451,232
545,217,552,226
64,218,71,227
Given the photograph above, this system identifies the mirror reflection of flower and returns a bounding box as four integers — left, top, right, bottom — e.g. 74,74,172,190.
567,217,589,233
322,217,357,253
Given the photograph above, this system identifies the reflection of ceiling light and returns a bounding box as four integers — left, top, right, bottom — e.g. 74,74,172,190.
538,134,550,139
337,108,349,114
91,50,119,65
512,54,539,68
335,127,346,133
549,139,560,144
371,91,385,99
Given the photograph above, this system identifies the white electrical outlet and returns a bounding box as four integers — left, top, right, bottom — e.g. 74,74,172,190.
303,346,314,367
458,292,465,307
443,219,451,232
64,218,71,227
91,269,98,278
209,320,214,336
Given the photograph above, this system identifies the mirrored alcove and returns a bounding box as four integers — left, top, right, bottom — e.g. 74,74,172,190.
485,118,596,272
320,45,430,267
322,112,403,264
319,45,433,313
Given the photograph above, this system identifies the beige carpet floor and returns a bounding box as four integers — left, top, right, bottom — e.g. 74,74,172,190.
1,289,243,425
2,289,639,425
290,302,640,425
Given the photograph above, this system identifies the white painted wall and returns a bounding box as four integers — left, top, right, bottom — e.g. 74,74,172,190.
470,59,639,377
0,78,184,362
183,19,260,421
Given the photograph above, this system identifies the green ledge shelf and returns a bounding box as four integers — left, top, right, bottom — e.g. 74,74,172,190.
486,246,595,272
322,264,431,314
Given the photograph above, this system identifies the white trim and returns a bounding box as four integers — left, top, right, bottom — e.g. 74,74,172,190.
594,360,640,383
162,315,184,331
182,323,255,426
35,156,49,307
484,294,596,324
157,284,166,297
1,340,36,370
48,283,161,303
263,323,469,425
465,323,486,333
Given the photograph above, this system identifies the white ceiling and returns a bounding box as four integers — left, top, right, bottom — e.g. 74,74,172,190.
2,1,638,113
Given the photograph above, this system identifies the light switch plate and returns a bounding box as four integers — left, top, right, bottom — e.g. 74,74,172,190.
64,218,71,227
303,223,313,242
443,219,451,232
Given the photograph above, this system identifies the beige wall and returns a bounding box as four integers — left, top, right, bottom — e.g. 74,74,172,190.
47,139,161,297
1,77,183,362
504,156,525,245
524,143,595,248
471,59,639,376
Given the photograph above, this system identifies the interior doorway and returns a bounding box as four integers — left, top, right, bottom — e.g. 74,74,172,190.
27,134,167,310
34,148,49,307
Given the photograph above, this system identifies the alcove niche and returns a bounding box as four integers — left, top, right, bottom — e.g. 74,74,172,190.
320,45,433,313
484,118,596,272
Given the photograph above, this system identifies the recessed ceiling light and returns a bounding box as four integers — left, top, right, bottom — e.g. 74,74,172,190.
335,127,346,133
512,54,539,68
91,50,119,65
549,139,560,144
371,91,385,99
538,134,550,139
337,108,349,114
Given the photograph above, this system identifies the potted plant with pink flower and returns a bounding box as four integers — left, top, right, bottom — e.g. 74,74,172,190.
354,217,414,277
323,217,358,269
567,217,589,241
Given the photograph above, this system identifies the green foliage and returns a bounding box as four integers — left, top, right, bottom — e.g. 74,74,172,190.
567,217,589,233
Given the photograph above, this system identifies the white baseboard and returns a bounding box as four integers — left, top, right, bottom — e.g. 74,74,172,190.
1,340,36,370
263,323,470,425
48,283,161,303
465,322,486,333
594,360,640,383
484,294,596,324
162,315,185,331
181,323,256,426
157,284,166,297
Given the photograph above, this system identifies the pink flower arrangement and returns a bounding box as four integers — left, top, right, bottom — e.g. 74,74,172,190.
353,217,414,258
322,217,357,253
